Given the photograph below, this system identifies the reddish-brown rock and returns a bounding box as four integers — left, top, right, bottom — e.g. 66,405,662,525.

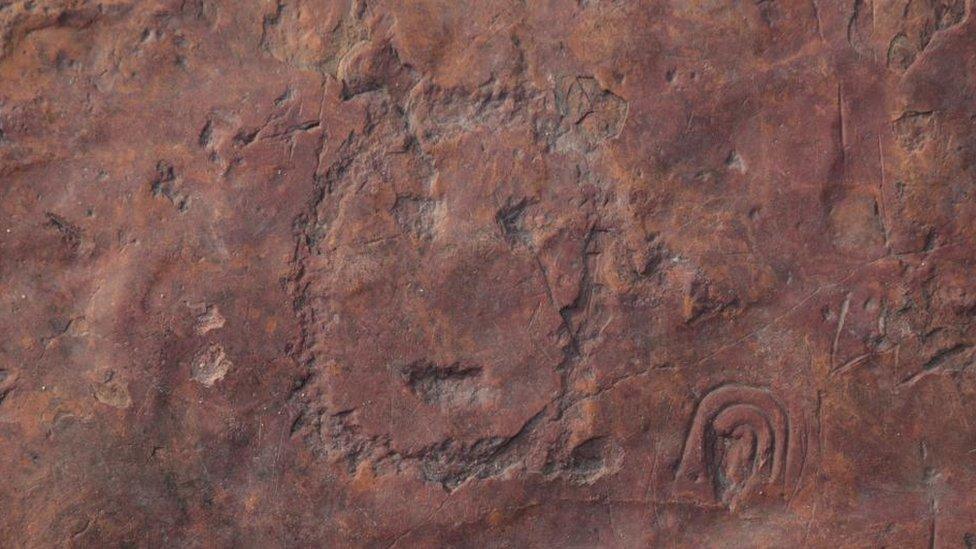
2,0,976,546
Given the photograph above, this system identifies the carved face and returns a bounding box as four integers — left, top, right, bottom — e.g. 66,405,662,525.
711,419,771,506
715,425,755,503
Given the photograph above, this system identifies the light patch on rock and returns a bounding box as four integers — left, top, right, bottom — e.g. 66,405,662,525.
94,381,131,409
194,305,226,335
191,343,232,387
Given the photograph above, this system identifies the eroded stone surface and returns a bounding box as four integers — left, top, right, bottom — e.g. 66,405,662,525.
1,0,976,546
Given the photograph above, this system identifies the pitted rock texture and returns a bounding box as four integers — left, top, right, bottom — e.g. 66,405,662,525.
2,0,976,546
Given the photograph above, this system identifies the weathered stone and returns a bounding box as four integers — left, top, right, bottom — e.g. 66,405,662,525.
1,0,976,546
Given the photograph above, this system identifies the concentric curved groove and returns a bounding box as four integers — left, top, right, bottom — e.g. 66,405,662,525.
672,384,805,507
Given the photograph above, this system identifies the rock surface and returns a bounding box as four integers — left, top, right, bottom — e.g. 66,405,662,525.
2,0,976,546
